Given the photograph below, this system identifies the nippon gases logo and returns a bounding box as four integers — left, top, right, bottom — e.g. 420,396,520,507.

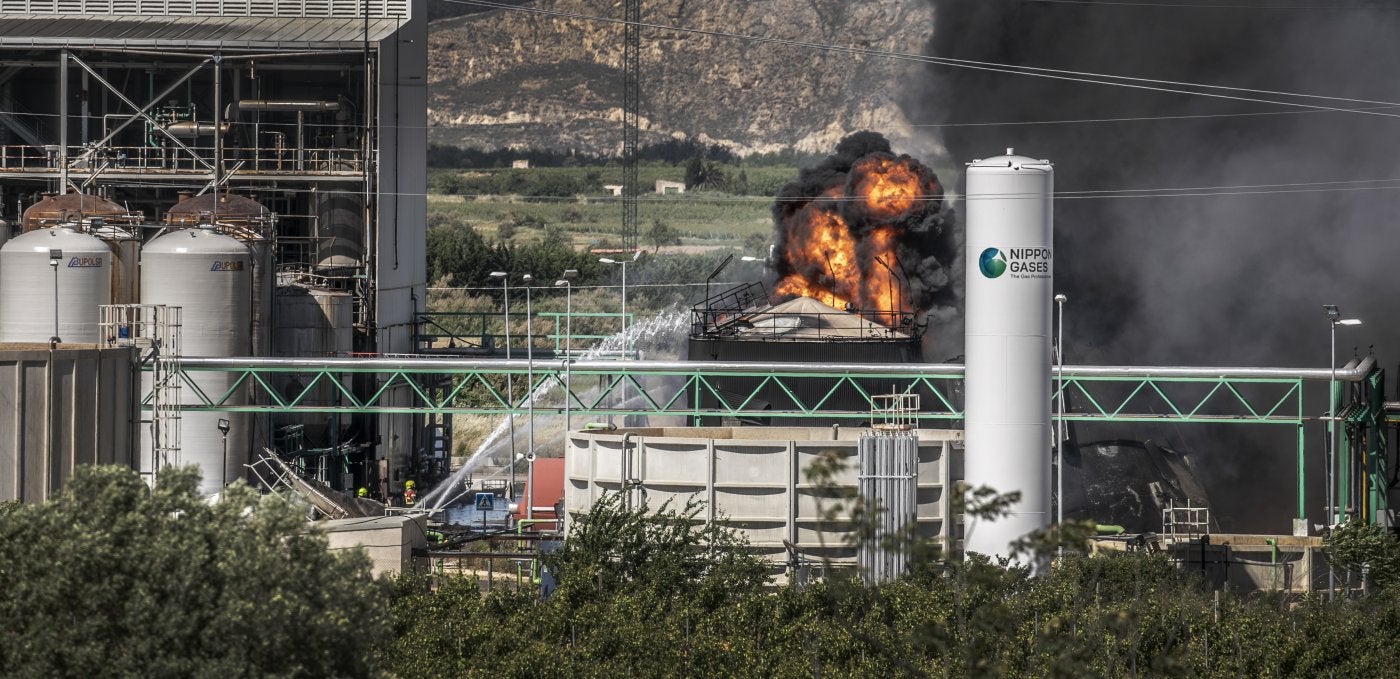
210,260,246,272
67,256,103,268
978,247,1051,280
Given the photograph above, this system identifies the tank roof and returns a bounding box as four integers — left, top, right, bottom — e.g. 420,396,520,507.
21,193,139,232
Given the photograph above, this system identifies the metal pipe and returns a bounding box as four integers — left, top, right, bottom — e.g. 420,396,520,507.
621,431,636,511
59,50,68,191
166,122,232,138
176,356,1378,381
212,54,222,194
1055,293,1066,559
237,99,342,111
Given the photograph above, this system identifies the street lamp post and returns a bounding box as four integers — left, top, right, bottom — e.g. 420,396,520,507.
599,252,639,424
48,249,62,343
555,270,576,432
490,271,515,498
1324,306,1362,526
1323,304,1361,601
217,418,231,490
1054,293,1067,559
523,273,536,518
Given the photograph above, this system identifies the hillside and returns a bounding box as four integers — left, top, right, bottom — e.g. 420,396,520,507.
427,0,938,158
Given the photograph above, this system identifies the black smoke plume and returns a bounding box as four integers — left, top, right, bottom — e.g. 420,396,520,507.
917,1,1400,531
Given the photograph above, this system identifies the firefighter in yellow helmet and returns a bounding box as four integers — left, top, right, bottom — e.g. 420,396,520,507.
404,480,417,507
356,487,368,499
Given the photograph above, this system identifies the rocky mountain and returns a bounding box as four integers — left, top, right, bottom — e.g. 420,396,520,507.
427,0,939,158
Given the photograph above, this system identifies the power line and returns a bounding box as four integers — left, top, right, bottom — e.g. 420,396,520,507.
1024,0,1400,10
440,0,1400,118
913,104,1400,128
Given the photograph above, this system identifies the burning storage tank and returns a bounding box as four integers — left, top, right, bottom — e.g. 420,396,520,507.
0,227,112,343
688,289,922,426
963,149,1054,561
21,192,140,233
140,228,251,496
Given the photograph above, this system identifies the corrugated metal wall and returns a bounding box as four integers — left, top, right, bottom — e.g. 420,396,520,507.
0,343,136,502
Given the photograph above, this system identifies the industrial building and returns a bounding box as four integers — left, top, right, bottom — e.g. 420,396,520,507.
0,0,427,499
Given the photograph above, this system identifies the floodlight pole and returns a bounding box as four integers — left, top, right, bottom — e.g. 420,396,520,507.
491,271,514,498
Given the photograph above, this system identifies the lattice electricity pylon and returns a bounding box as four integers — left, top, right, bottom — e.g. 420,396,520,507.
621,0,641,251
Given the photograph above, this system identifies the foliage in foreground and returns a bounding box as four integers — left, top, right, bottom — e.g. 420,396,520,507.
386,491,1400,678
0,466,389,679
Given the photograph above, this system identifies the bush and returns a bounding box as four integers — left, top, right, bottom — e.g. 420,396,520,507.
0,466,389,678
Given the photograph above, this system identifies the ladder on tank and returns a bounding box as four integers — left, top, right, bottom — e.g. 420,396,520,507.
101,304,182,485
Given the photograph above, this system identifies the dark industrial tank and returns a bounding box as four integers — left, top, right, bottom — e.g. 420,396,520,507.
1061,438,1214,534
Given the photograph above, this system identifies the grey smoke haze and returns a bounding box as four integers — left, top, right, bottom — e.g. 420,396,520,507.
916,1,1400,531
921,0,1399,367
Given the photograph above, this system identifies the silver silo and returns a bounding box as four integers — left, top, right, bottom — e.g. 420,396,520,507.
0,227,113,343
273,284,354,450
141,227,251,495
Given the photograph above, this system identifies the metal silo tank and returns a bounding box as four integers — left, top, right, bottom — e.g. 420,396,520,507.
963,149,1054,562
140,228,252,495
314,193,364,267
0,227,112,343
273,284,354,448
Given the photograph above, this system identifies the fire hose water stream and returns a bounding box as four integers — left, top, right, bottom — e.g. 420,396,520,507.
422,308,690,512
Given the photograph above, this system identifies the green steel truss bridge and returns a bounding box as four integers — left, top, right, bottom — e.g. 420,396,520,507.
164,356,1383,524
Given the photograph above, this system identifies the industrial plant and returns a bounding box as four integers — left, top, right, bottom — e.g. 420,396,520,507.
2,2,1397,600
0,0,426,500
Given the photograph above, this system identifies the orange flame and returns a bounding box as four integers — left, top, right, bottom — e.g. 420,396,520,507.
773,154,936,327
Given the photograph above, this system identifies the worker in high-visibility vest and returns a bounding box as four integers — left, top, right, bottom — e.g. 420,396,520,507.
404,480,417,507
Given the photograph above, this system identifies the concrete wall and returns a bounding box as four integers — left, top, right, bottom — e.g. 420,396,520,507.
321,514,427,578
566,426,963,570
0,343,137,502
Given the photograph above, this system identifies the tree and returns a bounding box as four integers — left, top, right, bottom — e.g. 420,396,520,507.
544,492,769,609
645,218,682,253
1327,519,1400,589
0,466,389,678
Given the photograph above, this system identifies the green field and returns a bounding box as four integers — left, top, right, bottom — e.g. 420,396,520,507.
427,190,775,249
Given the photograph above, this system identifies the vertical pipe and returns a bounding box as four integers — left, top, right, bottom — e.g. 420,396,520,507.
80,69,89,145
212,54,222,198
296,110,304,171
565,282,572,431
59,50,69,192
1056,295,1065,559
1330,323,1337,529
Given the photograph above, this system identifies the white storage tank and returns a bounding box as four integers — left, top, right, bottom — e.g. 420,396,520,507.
963,149,1054,562
0,227,112,343
141,227,251,495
